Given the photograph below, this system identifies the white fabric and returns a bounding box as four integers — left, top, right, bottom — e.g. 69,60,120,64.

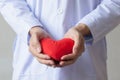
0,0,120,80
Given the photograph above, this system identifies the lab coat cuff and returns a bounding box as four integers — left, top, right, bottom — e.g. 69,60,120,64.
77,15,97,44
21,22,43,45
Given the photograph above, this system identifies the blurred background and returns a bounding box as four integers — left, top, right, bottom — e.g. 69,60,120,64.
0,14,120,80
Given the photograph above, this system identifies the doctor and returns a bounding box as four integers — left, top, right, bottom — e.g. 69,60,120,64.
0,0,120,80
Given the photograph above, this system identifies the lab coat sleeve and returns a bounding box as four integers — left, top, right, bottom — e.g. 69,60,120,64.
0,0,43,44
78,0,120,44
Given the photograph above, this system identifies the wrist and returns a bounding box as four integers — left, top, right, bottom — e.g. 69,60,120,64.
29,26,43,36
75,23,91,36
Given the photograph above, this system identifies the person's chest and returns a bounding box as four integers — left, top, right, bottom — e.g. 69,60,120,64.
26,0,101,12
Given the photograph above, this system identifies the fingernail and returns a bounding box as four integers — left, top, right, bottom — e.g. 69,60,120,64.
46,55,50,59
61,57,65,60
37,47,40,52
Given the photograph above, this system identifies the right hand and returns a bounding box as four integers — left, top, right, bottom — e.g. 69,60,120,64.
29,26,56,67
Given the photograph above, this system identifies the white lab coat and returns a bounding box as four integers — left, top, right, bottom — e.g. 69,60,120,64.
0,0,120,80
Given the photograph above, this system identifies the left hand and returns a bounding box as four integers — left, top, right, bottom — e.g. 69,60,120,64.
58,26,85,67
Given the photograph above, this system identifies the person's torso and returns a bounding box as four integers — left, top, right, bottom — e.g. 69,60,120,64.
26,0,101,39
13,0,107,80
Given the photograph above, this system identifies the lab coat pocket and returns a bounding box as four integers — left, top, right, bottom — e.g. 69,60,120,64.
30,58,48,75
18,59,48,80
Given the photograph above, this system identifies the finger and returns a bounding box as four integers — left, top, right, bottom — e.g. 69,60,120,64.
29,35,41,53
73,45,84,58
29,40,51,61
36,53,51,60
59,59,76,67
61,53,76,61
73,36,84,54
73,38,80,52
36,57,55,66
36,46,41,53
29,41,41,53
29,46,51,59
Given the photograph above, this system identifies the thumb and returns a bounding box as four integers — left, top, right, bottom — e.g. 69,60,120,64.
30,34,42,53
36,39,42,53
36,46,41,53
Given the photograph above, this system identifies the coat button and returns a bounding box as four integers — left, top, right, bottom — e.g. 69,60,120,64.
57,8,63,15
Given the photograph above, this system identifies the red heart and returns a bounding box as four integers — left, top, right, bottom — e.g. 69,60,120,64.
40,38,74,61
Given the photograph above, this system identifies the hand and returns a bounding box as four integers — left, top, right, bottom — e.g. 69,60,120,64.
58,23,90,67
29,26,56,67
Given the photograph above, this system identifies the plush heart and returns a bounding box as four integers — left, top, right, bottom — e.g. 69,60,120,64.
40,38,74,61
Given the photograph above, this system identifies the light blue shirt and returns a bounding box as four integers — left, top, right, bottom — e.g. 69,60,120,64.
0,0,120,80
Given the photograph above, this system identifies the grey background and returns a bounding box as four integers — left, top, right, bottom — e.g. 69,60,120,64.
0,14,120,80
